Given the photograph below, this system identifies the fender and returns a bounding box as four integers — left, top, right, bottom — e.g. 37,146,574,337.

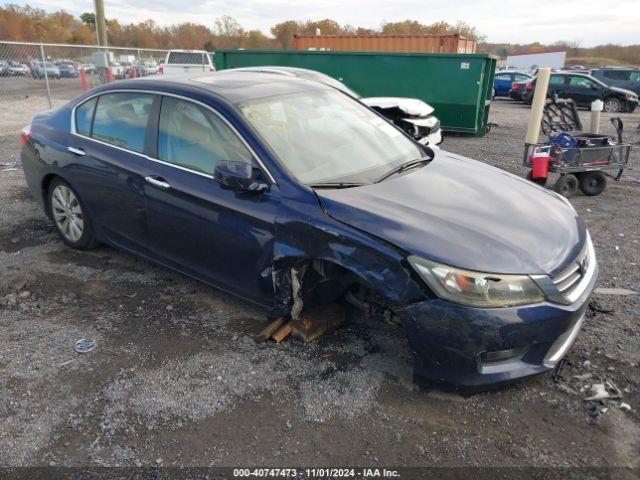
268,202,427,316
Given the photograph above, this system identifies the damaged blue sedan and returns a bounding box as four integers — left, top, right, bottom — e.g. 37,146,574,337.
20,71,597,388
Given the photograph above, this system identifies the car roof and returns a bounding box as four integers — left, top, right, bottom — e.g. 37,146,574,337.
95,70,334,104
227,66,359,97
496,70,532,75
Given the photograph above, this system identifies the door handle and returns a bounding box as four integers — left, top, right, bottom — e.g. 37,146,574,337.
68,146,85,156
145,176,171,190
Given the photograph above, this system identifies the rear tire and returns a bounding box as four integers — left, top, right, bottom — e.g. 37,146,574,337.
526,170,548,187
553,174,579,197
48,178,100,250
579,171,607,196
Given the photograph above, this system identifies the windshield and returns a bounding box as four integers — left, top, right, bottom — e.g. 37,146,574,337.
240,90,426,185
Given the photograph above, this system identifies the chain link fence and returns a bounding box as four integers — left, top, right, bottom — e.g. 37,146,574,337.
0,41,168,114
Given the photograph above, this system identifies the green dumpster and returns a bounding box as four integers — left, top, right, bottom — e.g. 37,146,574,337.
214,50,496,137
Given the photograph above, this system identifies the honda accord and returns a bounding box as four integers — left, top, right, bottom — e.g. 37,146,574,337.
20,72,597,388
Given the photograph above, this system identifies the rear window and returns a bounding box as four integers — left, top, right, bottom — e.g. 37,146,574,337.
166,52,210,65
75,97,97,136
603,70,631,81
91,93,154,153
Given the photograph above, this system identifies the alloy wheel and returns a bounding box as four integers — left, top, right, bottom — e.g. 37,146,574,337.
604,98,621,113
51,185,84,242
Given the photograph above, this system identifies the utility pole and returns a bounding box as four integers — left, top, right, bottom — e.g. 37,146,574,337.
94,0,108,47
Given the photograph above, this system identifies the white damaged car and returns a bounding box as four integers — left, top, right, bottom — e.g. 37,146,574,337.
228,66,443,147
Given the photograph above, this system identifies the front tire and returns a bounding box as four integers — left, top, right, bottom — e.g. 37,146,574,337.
603,97,621,113
48,178,100,250
579,171,607,196
553,174,579,197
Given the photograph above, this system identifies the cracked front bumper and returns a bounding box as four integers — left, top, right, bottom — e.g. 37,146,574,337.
395,264,598,388
418,128,442,147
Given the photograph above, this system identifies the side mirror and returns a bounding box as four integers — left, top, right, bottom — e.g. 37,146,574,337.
214,161,269,193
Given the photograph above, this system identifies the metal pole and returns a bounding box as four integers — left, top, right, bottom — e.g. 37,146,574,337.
94,0,108,47
525,67,551,145
40,44,52,109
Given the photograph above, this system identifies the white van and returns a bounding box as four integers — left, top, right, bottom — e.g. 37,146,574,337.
160,50,215,76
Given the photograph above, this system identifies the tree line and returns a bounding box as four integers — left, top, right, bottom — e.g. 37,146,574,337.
0,3,638,65
0,4,483,50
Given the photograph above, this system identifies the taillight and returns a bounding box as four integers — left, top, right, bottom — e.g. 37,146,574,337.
526,83,534,91
20,124,31,147
159,66,163,74
511,82,518,90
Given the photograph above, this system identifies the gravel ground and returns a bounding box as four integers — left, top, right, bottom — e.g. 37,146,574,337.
0,98,639,469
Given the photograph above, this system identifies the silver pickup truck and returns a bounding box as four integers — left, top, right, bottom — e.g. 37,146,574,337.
160,50,216,76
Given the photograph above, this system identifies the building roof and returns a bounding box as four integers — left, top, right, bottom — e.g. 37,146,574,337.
508,50,566,57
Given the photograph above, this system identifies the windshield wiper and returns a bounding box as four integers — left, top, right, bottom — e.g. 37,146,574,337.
374,158,431,184
308,182,366,189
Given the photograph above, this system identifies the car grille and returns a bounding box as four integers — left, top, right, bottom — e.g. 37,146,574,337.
551,240,591,300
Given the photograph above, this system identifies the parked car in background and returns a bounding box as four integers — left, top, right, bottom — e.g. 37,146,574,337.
493,70,533,97
120,61,134,77
229,66,443,146
7,61,29,76
591,68,640,96
134,61,159,76
524,72,638,112
20,72,597,388
160,50,215,75
110,62,125,79
57,63,79,78
0,60,9,76
509,81,528,101
143,61,159,75
80,63,96,74
31,61,61,79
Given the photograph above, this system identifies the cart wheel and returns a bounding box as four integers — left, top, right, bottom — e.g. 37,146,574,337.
579,171,607,196
553,174,579,197
526,169,547,187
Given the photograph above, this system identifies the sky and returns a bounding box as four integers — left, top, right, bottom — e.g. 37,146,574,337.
14,0,640,46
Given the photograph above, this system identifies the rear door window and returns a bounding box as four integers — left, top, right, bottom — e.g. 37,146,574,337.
75,97,97,136
158,96,253,175
91,92,154,153
568,76,597,88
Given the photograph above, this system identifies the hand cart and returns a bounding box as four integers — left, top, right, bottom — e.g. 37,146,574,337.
523,97,632,197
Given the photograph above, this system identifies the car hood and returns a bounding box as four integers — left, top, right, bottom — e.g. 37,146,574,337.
361,97,434,117
610,86,637,97
315,151,586,276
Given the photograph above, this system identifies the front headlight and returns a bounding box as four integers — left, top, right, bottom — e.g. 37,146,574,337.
408,256,546,308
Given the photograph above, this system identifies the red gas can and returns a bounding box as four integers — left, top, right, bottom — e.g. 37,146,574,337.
530,151,551,179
